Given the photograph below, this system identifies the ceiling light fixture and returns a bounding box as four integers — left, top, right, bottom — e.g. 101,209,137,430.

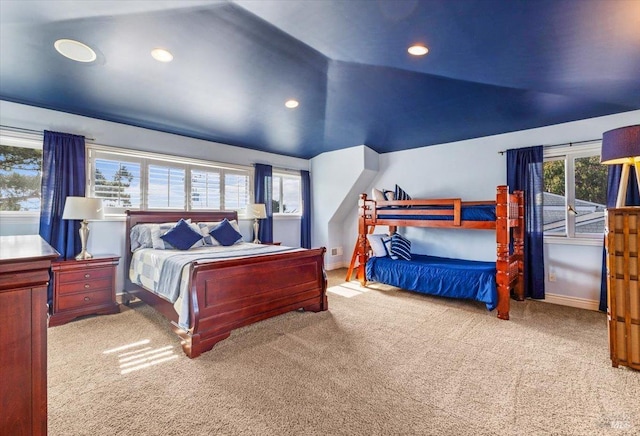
151,48,173,63
408,45,429,56
285,99,299,109
54,39,97,63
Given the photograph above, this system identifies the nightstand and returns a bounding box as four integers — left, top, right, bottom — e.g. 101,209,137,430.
49,254,120,327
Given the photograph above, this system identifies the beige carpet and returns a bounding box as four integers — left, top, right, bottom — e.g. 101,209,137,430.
48,269,639,435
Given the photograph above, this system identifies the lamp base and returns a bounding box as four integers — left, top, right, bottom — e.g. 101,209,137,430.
75,250,93,260
253,218,261,244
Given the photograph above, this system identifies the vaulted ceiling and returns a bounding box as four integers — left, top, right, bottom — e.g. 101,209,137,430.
1,0,639,158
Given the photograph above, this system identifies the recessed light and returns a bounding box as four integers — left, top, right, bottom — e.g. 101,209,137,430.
408,45,429,56
151,48,173,63
54,39,97,63
285,99,299,109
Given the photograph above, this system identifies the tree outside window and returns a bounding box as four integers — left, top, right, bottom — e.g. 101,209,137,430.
0,144,42,211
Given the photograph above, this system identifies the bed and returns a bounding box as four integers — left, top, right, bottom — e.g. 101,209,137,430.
349,185,524,320
124,210,327,358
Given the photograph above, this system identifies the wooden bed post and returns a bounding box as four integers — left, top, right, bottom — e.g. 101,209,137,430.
357,193,370,285
495,185,511,320
513,190,525,301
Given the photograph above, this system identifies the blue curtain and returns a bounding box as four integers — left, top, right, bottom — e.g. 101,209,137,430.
254,163,273,243
506,146,545,299
599,165,640,311
39,130,86,304
300,170,311,248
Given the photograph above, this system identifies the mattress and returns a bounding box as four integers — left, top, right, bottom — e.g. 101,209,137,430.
366,254,497,310
377,204,496,221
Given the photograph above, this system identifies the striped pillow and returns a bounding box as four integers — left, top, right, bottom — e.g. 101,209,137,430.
390,233,411,261
394,184,411,207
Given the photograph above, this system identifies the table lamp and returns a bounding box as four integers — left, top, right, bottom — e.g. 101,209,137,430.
246,203,267,244
601,125,640,207
62,197,104,259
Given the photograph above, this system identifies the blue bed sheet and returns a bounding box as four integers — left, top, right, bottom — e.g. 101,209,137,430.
378,204,495,221
366,254,497,310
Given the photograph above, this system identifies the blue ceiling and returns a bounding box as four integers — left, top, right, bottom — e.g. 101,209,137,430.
1,0,638,159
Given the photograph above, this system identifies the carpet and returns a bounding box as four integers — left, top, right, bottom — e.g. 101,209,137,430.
48,272,639,435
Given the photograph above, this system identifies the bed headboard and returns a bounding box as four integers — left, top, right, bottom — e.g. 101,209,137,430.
124,210,239,279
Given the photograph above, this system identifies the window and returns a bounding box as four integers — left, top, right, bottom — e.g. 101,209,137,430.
0,132,42,213
543,143,606,240
87,146,252,214
272,171,301,215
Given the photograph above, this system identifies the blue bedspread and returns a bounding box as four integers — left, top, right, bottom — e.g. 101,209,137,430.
366,254,497,310
378,204,495,221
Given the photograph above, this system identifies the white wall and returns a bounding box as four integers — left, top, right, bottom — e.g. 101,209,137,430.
310,145,379,269
339,110,640,309
0,100,309,293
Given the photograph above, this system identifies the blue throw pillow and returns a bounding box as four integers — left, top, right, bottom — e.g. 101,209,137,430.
160,219,203,250
390,232,411,261
209,218,243,246
394,184,411,208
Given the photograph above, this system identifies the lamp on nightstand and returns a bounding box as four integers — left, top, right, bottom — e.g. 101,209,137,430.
245,203,267,244
62,197,104,260
601,125,640,207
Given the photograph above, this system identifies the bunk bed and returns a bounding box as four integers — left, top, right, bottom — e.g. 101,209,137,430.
124,210,327,358
348,185,524,320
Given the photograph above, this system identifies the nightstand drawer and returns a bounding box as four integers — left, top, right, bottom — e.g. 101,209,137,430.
57,278,112,295
57,289,112,311
57,267,112,284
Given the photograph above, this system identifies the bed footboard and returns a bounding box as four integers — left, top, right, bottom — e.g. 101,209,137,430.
181,247,327,358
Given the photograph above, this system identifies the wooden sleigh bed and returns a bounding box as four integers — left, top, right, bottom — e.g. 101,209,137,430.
124,210,327,358
348,185,524,320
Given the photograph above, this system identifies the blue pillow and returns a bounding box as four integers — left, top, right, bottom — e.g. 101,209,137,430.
390,233,411,261
209,218,243,246
160,219,203,250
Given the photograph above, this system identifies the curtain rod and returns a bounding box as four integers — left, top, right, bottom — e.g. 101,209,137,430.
497,138,601,155
0,124,95,141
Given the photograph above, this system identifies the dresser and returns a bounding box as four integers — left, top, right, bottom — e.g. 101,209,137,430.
49,255,120,327
0,235,59,436
605,208,640,370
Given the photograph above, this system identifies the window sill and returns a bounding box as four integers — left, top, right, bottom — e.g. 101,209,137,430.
544,236,603,247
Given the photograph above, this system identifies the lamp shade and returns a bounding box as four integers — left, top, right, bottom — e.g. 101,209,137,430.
62,197,104,220
245,203,267,219
601,125,640,164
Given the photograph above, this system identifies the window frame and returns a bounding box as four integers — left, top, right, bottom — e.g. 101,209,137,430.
87,144,253,216
543,141,605,245
272,169,302,217
0,130,43,218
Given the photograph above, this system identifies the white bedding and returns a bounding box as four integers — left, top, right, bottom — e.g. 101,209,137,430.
129,243,302,329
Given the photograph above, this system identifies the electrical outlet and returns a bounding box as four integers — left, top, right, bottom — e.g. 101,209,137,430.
549,272,556,282
331,248,338,256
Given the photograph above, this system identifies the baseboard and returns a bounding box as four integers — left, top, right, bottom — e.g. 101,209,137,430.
324,259,348,271
542,293,600,311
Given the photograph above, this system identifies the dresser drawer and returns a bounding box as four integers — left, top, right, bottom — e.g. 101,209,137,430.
57,278,113,295
57,267,113,284
57,288,113,311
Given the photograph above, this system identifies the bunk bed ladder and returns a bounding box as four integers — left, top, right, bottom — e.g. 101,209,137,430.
346,226,375,281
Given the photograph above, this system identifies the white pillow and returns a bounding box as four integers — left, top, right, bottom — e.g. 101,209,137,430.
371,188,385,202
366,233,391,257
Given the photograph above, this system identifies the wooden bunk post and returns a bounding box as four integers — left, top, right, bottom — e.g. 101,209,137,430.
495,185,511,320
513,190,525,301
356,193,370,285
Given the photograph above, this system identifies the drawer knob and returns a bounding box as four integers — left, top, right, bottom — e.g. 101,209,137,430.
84,273,91,278
84,284,90,289
84,296,90,301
